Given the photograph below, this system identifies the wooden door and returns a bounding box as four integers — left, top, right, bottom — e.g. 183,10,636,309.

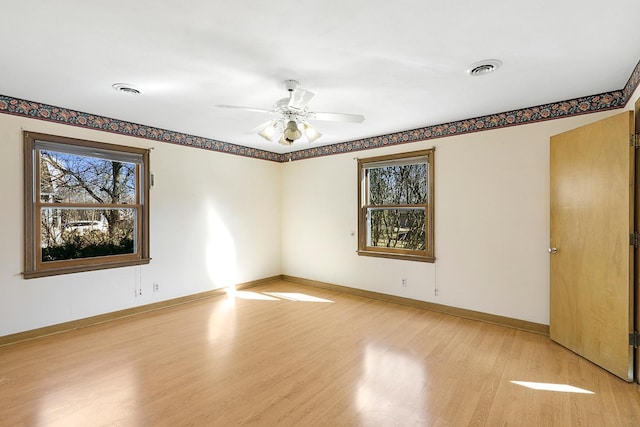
550,111,635,381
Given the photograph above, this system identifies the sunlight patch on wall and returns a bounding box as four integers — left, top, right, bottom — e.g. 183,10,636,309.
205,202,239,290
510,381,594,394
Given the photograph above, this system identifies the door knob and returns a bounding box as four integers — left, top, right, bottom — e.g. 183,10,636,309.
548,247,558,254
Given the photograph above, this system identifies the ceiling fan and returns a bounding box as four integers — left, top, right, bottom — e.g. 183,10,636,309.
217,80,365,146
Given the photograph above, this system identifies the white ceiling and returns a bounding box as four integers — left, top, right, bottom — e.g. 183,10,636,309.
2,1,639,154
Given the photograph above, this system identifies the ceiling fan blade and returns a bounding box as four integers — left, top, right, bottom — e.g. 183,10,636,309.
216,104,275,114
309,111,365,123
288,89,314,111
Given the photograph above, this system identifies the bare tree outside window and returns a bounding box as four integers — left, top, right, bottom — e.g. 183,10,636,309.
368,163,427,250
39,151,136,261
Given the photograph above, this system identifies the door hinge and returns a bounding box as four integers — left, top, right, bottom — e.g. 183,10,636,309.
630,332,640,348
631,133,640,148
630,232,640,248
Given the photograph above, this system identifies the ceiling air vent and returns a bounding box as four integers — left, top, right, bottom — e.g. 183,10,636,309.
467,59,502,76
112,83,142,95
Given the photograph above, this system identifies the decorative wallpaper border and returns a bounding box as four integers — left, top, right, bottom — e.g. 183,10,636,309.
1,58,639,163
287,90,627,161
622,58,640,102
0,96,282,162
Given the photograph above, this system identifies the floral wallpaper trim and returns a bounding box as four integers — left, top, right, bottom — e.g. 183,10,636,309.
0,95,282,162
622,59,640,103
286,90,629,161
1,58,638,163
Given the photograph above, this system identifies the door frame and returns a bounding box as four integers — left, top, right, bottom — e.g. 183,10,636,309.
635,98,640,384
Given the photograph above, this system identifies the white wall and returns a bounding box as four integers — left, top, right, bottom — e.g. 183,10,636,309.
281,90,640,325
2,85,638,336
0,114,282,336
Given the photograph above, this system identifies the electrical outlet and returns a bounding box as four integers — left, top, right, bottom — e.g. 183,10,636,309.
401,278,407,287
153,282,160,292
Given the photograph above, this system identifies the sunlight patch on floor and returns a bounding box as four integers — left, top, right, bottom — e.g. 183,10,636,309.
37,364,138,426
228,290,334,302
263,292,334,302
233,291,280,301
208,293,237,343
356,344,427,424
511,381,594,394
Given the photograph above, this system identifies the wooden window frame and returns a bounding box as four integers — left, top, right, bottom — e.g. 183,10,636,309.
23,131,150,278
357,149,435,262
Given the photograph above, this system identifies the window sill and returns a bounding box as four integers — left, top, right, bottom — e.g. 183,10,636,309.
23,257,151,279
357,250,435,263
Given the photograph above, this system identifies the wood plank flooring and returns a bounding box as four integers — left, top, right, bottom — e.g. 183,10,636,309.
1,280,639,426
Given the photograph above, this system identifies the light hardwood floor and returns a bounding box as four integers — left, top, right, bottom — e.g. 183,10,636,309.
1,280,639,426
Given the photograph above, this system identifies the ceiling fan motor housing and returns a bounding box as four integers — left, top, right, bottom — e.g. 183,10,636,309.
282,79,299,91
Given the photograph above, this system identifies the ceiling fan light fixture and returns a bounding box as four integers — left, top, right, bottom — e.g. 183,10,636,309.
303,123,322,143
220,79,363,148
258,123,277,141
283,120,302,142
278,135,293,146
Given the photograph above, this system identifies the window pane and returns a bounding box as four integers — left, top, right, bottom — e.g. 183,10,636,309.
41,208,136,262
366,208,426,250
368,163,427,205
39,150,136,204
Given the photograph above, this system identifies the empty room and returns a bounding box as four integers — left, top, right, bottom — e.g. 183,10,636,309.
1,1,640,426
